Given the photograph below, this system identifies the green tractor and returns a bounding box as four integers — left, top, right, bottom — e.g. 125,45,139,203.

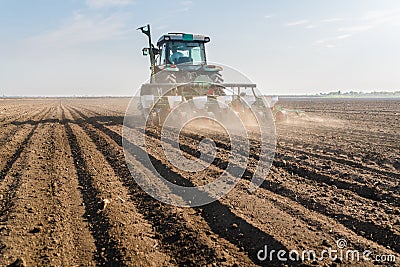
137,24,281,126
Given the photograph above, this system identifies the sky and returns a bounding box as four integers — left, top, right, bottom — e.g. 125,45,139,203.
0,0,400,96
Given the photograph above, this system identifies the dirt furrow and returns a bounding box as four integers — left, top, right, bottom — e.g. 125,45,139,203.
67,105,260,266
141,126,399,256
0,100,57,126
63,105,178,266
0,107,47,146
0,98,398,266
276,142,399,183
0,106,33,125
281,125,399,152
173,128,399,207
138,127,357,266
80,101,399,258
69,108,302,266
0,107,51,180
0,104,96,266
273,152,399,205
277,133,399,172
253,122,399,175
63,107,129,265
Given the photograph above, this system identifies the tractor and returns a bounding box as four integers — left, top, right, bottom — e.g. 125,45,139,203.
137,24,283,126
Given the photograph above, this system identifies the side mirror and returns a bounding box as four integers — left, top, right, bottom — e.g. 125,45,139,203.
142,48,149,56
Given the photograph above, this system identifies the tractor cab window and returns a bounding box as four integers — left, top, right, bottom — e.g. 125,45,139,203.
166,41,206,65
159,43,167,65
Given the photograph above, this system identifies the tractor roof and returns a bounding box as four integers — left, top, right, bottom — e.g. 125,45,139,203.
157,33,210,46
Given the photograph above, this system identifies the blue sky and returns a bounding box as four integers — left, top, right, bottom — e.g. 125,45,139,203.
0,0,399,96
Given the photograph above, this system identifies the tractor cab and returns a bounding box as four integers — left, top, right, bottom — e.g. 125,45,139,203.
156,33,210,66
138,26,216,83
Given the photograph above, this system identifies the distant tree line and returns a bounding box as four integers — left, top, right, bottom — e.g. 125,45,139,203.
318,90,400,97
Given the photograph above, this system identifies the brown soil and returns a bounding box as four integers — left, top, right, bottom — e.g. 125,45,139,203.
0,98,398,266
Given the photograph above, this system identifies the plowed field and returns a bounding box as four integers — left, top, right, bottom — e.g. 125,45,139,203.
0,98,398,266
